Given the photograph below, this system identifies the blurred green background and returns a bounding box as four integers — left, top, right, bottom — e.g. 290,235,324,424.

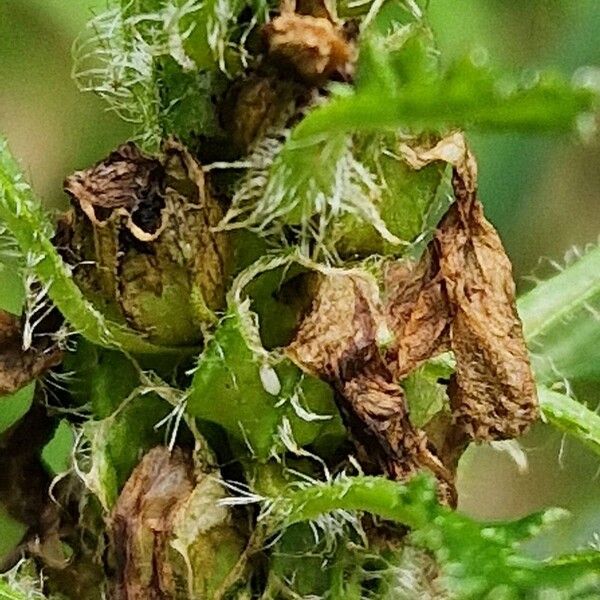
0,0,598,556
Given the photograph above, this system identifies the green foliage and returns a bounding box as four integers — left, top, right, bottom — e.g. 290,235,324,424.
297,62,596,139
188,310,345,460
515,246,600,455
69,345,173,508
0,561,59,600
74,0,273,148
0,580,27,600
0,383,34,435
1,0,600,598
0,507,27,565
402,354,453,428
538,386,600,458
518,245,600,385
0,228,24,316
41,420,75,476
221,0,597,257
263,474,600,599
294,0,597,142
73,1,218,149
79,391,173,509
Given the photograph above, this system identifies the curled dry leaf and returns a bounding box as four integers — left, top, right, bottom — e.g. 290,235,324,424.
0,310,62,396
394,132,539,440
287,133,537,502
110,446,246,600
384,255,451,377
263,0,355,84
63,140,230,346
111,447,194,599
62,142,165,243
286,274,456,504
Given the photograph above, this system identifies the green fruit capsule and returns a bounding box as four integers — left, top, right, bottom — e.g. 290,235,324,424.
62,140,230,346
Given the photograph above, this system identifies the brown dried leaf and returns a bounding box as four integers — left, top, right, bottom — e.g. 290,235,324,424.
393,133,539,440
287,133,537,503
384,255,451,378
0,310,62,396
111,447,194,600
286,273,381,380
286,274,456,504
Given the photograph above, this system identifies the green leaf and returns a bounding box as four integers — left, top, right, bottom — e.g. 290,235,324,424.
0,580,29,600
295,63,596,140
518,245,600,385
68,344,173,508
155,56,221,146
538,385,600,458
272,474,437,530
264,474,600,599
0,136,194,356
292,0,596,141
0,505,27,565
75,0,265,146
63,339,142,418
0,261,24,316
334,133,446,255
0,559,54,600
266,523,362,599
402,354,453,428
0,229,24,315
0,383,35,435
182,0,247,72
41,420,75,476
514,247,600,456
188,311,344,459
82,392,172,509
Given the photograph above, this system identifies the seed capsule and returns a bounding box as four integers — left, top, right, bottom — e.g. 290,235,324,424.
63,140,230,346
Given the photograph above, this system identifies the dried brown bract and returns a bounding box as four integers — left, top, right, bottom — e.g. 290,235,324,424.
111,447,194,599
221,74,302,154
63,143,165,242
287,133,538,503
63,140,230,345
263,0,355,84
110,447,246,600
0,310,62,396
392,133,539,440
286,273,456,504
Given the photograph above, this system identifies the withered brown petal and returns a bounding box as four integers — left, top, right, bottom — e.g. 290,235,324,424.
0,310,62,396
286,273,456,504
110,447,194,600
64,143,165,239
395,133,539,440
